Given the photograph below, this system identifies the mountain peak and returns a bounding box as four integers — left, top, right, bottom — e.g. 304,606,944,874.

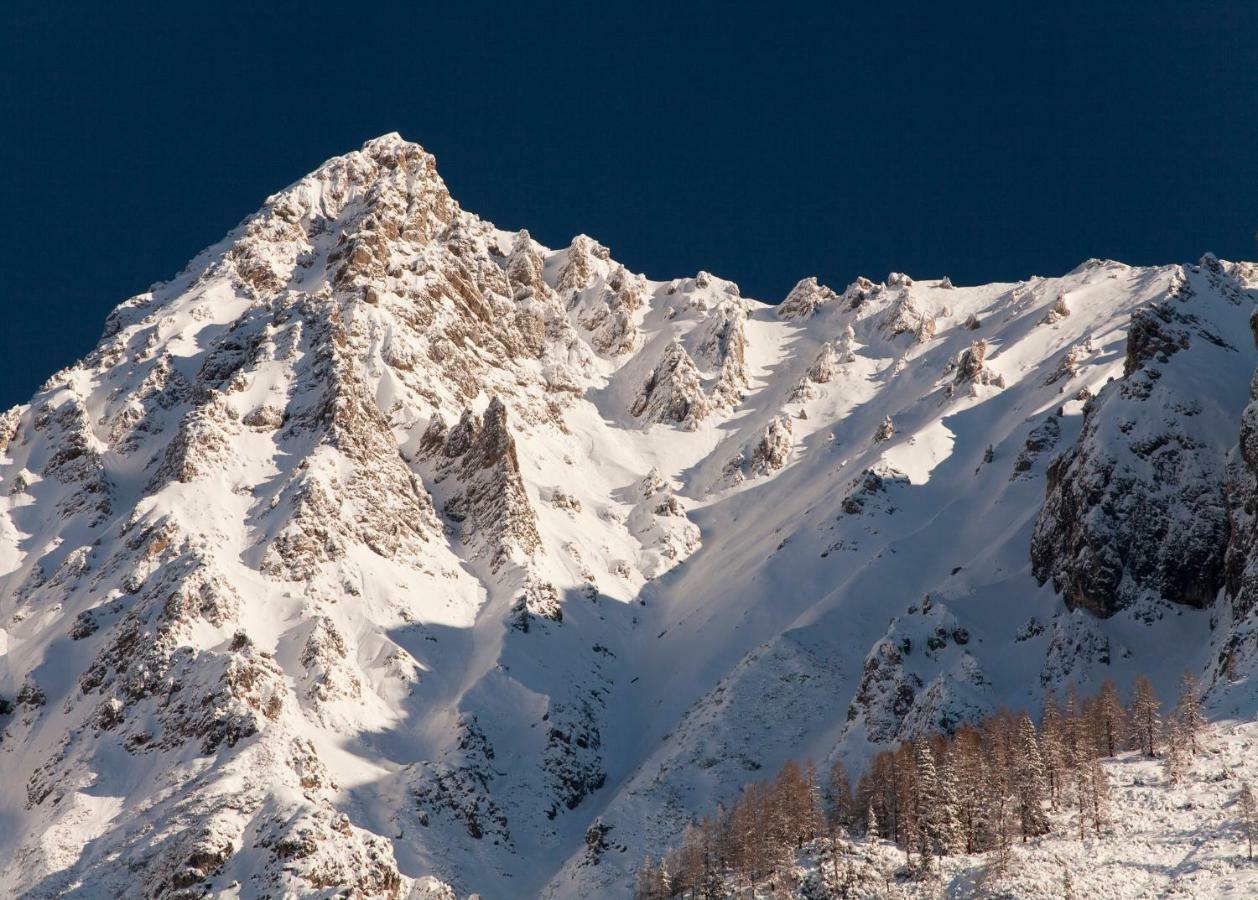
1,138,1257,899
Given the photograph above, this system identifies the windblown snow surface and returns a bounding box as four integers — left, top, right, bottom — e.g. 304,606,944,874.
0,134,1256,898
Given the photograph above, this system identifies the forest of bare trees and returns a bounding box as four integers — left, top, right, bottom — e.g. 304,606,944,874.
633,672,1212,899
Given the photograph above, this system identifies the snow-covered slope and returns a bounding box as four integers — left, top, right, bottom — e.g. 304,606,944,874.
1,134,1255,898
662,719,1258,900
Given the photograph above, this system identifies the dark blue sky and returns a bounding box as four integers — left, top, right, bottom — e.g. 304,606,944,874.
3,2,1256,409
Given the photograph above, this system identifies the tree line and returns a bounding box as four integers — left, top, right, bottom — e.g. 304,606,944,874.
633,671,1236,899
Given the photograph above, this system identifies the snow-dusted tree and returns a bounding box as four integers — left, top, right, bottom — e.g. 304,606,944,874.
1128,674,1161,757
979,712,1017,853
1172,670,1205,755
912,741,939,862
674,814,725,900
1240,782,1256,862
826,758,855,830
866,802,880,841
729,781,772,892
935,747,967,854
893,742,917,860
1073,763,1089,841
771,759,822,849
1014,713,1051,840
633,856,670,900
990,797,1014,874
669,825,699,898
1089,679,1126,757
951,726,988,852
1040,688,1067,807
1081,757,1110,837
1062,862,1076,900
1061,684,1084,772
1162,716,1190,784
856,751,899,844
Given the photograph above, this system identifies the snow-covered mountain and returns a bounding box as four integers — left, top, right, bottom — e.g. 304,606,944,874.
1,133,1255,899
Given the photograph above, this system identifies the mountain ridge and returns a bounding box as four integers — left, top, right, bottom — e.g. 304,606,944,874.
0,134,1255,899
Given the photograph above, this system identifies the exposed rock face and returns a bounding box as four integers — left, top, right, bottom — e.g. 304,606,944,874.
429,398,542,570
776,276,838,320
1011,414,1062,479
692,295,749,409
0,405,23,453
721,415,794,486
629,339,711,428
1032,263,1253,617
841,465,910,516
570,259,644,357
748,416,794,476
1221,292,1258,684
880,292,936,342
806,337,847,385
841,275,881,308
1041,289,1071,324
843,598,985,745
626,468,701,578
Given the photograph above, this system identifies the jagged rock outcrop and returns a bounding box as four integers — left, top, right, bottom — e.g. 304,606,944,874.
1032,264,1254,618
625,468,700,578
629,340,711,428
843,598,986,744
720,415,794,487
1041,288,1071,324
943,339,1005,400
841,465,910,516
429,398,542,570
1011,414,1062,479
841,275,881,309
693,296,749,408
1221,321,1258,685
879,292,936,342
776,276,838,320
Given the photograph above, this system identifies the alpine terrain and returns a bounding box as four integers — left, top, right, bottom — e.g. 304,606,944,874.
1,134,1256,898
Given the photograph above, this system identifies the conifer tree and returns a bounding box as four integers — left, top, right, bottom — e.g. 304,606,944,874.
1128,674,1161,757
1240,782,1256,862
1073,763,1089,841
1040,688,1067,807
893,743,916,852
1085,758,1110,837
935,748,966,855
672,823,708,898
866,802,880,841
981,713,1016,854
1062,684,1084,773
951,727,987,852
1014,714,1051,840
826,758,854,830
633,856,669,900
1092,679,1126,757
1162,716,1189,784
1173,670,1205,755
913,741,939,861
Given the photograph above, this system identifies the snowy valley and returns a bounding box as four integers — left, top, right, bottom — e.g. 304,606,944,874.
0,134,1256,899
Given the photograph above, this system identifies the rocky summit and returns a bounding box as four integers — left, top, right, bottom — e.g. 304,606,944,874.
1,134,1256,898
